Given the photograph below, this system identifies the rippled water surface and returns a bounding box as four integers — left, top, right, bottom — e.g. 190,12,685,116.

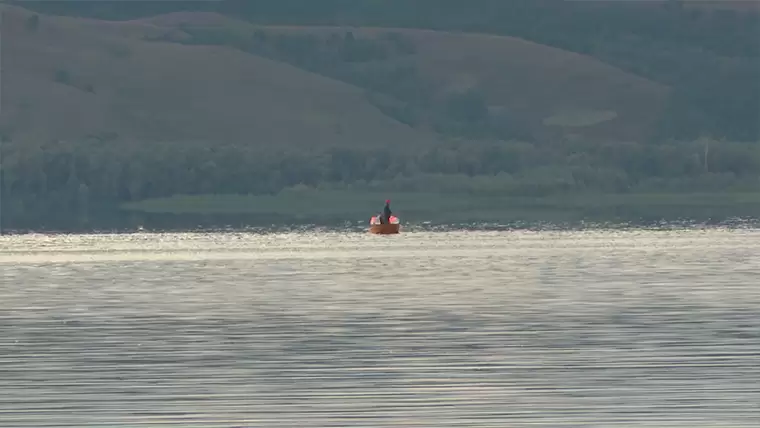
2,229,760,427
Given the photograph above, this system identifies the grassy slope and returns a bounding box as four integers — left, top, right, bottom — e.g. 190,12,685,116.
2,6,671,146
258,25,671,142
134,11,671,142
0,6,437,150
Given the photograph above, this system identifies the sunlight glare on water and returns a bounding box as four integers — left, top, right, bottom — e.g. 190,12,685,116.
1,229,759,427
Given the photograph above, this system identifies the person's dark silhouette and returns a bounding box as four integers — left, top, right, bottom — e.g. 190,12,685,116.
381,199,392,224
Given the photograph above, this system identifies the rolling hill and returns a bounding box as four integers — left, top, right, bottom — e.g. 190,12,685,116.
253,24,671,142
0,5,437,150
2,5,672,146
132,11,673,143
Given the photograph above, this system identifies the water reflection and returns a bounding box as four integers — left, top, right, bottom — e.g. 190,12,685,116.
1,229,759,426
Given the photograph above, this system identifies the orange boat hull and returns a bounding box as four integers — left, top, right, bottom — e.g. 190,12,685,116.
369,223,400,234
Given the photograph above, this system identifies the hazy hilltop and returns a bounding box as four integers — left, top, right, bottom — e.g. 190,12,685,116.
1,0,759,229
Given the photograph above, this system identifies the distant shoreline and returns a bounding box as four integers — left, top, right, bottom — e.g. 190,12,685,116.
3,218,759,236
122,189,760,221
3,190,759,234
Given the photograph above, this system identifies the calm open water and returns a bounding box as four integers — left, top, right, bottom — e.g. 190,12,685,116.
1,228,759,427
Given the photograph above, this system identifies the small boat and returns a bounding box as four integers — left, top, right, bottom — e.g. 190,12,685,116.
369,223,400,234
369,215,400,234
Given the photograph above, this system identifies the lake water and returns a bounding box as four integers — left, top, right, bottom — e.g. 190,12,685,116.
1,228,759,427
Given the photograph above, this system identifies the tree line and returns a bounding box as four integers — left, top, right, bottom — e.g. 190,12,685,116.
3,137,758,228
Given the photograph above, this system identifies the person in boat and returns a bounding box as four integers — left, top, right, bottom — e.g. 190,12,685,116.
380,199,392,224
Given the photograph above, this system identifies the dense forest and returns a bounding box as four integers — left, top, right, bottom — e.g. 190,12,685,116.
1,0,759,230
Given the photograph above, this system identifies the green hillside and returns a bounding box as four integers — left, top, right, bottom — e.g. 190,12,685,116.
0,6,436,149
